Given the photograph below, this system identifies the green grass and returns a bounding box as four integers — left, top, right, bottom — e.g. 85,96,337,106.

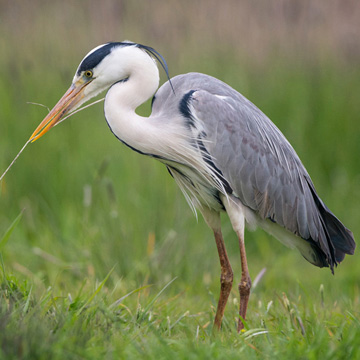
1,31,360,360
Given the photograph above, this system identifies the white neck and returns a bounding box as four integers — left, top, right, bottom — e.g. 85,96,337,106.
104,51,165,155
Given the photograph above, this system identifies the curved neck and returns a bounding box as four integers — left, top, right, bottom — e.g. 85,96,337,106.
104,56,162,154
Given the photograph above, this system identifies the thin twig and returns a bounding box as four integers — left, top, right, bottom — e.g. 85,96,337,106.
0,98,105,182
0,139,31,182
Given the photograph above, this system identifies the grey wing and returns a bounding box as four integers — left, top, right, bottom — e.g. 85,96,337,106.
182,79,354,270
192,89,312,231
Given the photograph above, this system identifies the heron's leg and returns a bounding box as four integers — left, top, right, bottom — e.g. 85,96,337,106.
221,195,252,332
200,207,233,331
213,229,234,330
236,226,251,332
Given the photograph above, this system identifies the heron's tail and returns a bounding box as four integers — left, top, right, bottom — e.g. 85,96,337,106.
318,201,355,263
306,177,356,269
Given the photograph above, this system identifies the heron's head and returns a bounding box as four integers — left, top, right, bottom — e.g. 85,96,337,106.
30,41,168,142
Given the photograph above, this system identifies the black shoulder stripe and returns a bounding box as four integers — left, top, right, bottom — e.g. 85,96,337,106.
179,90,197,128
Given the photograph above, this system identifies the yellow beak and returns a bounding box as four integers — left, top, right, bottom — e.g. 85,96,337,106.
30,81,90,142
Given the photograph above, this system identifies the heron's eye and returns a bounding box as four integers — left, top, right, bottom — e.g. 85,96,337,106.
84,70,93,78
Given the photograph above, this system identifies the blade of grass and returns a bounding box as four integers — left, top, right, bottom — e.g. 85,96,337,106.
0,253,8,287
243,328,269,340
169,310,190,330
138,277,177,322
110,284,152,309
76,265,115,316
0,211,23,251
23,285,33,314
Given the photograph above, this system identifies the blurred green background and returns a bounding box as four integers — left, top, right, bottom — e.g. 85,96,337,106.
0,0,359,345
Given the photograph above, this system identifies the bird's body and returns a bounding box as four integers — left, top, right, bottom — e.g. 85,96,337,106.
30,42,355,332
106,66,353,270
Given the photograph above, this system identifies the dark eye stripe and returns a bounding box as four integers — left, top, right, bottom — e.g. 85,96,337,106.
77,43,117,75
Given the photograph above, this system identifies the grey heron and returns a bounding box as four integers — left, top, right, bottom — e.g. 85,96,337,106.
30,42,355,332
